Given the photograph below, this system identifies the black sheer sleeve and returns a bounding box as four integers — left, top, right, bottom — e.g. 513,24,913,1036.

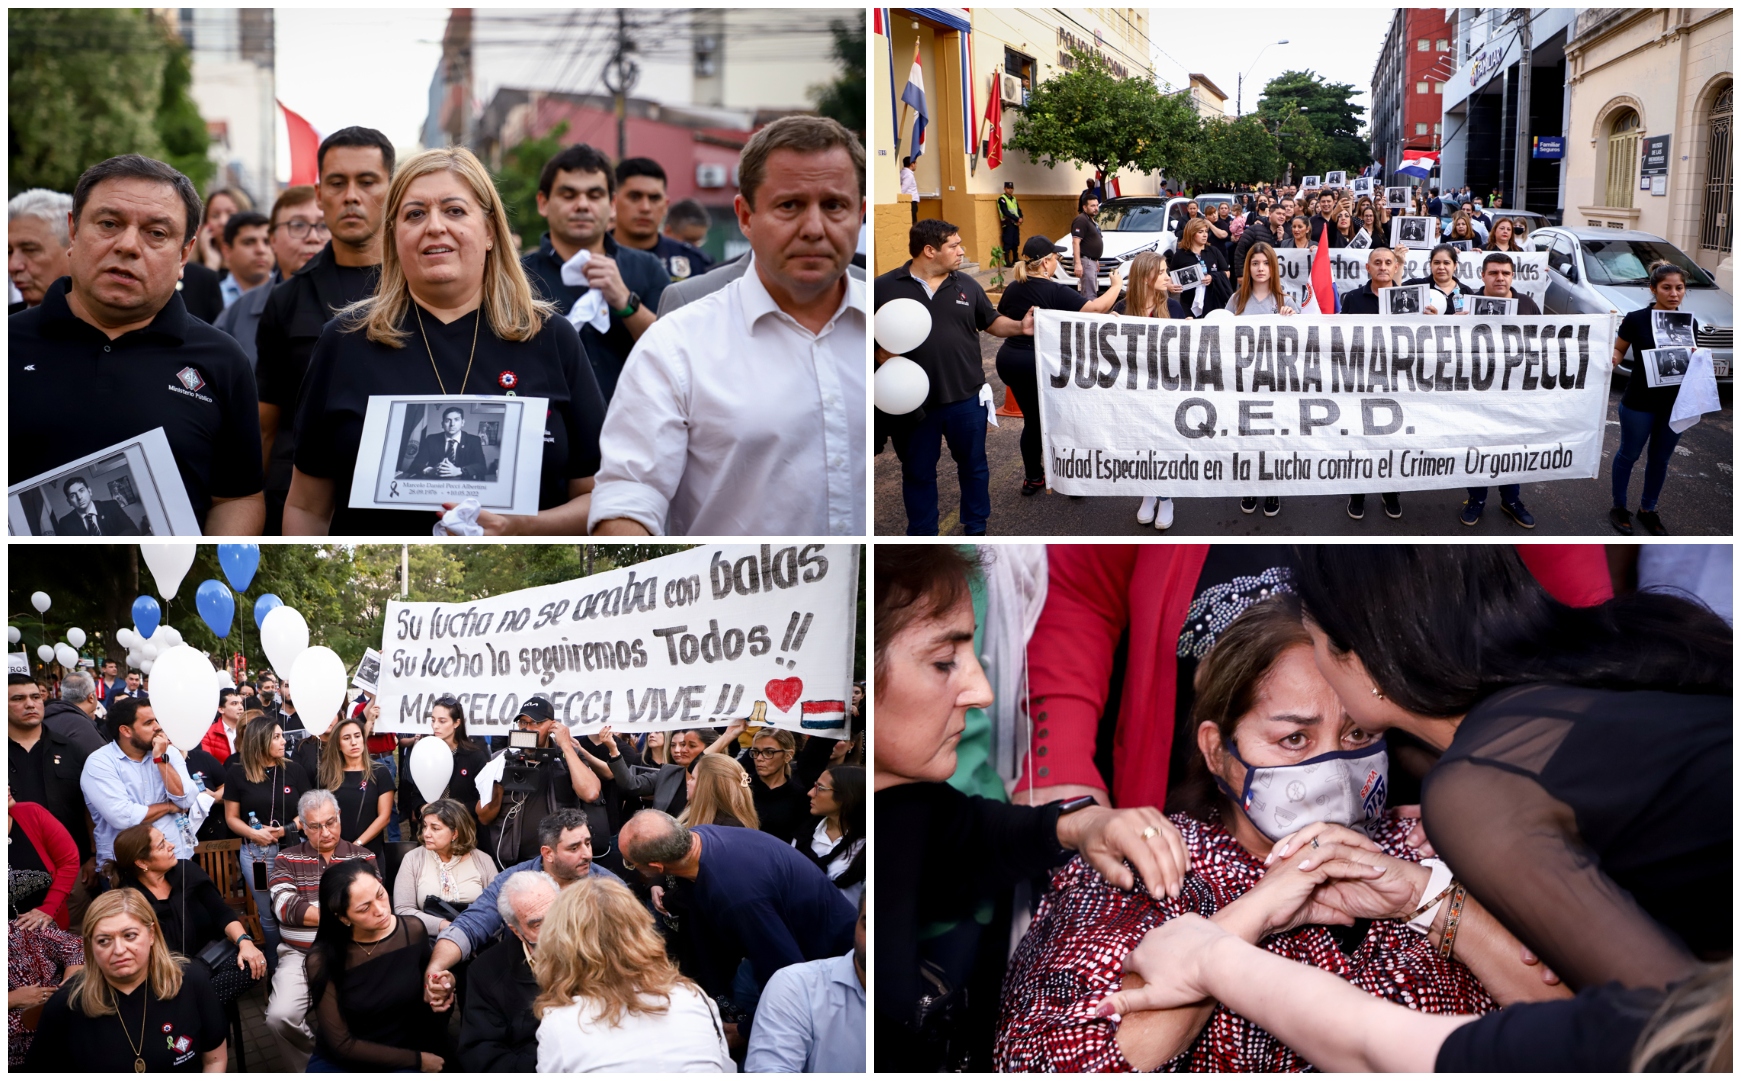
1434,981,1663,1072
304,921,424,1071
1421,686,1709,991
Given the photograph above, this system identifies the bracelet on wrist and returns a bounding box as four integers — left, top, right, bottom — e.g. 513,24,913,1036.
1438,882,1470,961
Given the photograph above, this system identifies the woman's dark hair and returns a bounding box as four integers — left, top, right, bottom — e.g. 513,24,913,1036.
1428,243,1462,268
1166,594,1312,820
429,695,477,752
306,860,386,1009
1648,260,1688,289
1293,546,1731,718
873,545,981,691
820,765,866,888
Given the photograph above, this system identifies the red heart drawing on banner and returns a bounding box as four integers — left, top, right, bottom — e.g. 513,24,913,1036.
765,677,803,712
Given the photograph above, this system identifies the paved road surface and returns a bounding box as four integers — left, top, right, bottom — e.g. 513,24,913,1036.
874,332,1733,537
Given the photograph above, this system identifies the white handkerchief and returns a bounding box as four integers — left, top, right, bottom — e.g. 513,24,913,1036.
980,383,999,428
559,248,611,333
1669,348,1721,434
433,497,487,536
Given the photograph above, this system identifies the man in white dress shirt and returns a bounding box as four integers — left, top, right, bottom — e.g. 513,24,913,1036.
589,116,865,536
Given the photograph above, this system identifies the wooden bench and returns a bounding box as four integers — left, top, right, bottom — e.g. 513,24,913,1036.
193,839,257,1071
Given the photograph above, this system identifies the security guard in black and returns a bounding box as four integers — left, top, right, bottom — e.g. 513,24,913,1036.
11,278,264,528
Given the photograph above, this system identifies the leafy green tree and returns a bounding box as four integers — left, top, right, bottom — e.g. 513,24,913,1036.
155,36,214,194
809,19,865,141
1009,48,1202,189
1255,70,1366,174
1273,103,1331,180
495,121,569,253
1174,114,1282,190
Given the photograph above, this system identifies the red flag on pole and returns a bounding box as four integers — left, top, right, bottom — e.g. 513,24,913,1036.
983,71,1003,169
1310,232,1335,314
279,101,320,185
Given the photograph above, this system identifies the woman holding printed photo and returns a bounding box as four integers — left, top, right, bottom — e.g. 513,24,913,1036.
1165,220,1233,318
1607,262,1693,536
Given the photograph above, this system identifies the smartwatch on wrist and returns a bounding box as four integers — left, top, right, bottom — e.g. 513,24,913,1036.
1052,795,1099,816
614,292,641,319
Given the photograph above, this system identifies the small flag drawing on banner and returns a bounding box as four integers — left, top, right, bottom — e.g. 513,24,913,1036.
801,700,847,729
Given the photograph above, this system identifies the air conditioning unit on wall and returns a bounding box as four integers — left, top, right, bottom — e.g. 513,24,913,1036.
1001,73,1026,106
696,163,728,188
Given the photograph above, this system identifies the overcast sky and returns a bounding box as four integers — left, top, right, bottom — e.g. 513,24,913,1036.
1147,8,1395,126
275,8,450,160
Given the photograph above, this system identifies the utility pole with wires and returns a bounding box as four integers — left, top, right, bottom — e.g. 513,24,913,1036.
602,9,640,161
1510,9,1532,213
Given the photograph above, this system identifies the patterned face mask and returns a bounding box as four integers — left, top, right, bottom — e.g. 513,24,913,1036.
1216,737,1389,841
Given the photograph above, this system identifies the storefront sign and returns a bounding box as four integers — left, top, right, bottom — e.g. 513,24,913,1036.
1531,135,1563,159
1641,134,1672,176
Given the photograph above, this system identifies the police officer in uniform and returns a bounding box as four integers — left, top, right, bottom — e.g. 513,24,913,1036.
997,182,1023,267
9,154,264,533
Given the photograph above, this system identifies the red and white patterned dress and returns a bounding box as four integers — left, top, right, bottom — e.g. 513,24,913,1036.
9,919,84,1067
995,810,1495,1072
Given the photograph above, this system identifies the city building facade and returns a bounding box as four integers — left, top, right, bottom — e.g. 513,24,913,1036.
1370,8,1454,187
1563,7,1731,290
167,8,277,203
872,7,1158,272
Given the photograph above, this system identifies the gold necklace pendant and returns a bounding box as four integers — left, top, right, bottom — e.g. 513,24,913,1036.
135,1058,147,1073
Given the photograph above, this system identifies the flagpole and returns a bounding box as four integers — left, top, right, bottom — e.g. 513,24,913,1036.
970,68,997,176
897,103,910,158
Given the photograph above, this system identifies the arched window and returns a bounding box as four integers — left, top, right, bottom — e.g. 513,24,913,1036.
1605,108,1640,209
1700,84,1731,252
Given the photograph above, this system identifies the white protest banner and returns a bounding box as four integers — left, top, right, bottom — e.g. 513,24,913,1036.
1274,248,1551,305
375,544,859,739
1034,309,1616,497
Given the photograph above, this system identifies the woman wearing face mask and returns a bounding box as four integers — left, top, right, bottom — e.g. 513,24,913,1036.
1290,546,1729,995
876,546,1190,1072
999,593,1570,1071
993,235,1123,497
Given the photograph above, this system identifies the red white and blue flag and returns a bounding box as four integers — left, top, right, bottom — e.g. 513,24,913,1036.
1397,149,1440,179
901,41,928,160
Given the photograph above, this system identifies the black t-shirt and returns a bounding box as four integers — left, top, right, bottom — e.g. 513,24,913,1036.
1435,981,1665,1072
872,262,1000,409
10,279,264,527
292,305,605,535
24,962,226,1072
223,760,312,837
333,763,396,861
519,233,670,403
178,261,225,324
490,755,594,866
1070,213,1103,262
398,740,488,824
1111,297,1190,319
1616,305,1681,414
995,278,1087,353
635,233,715,282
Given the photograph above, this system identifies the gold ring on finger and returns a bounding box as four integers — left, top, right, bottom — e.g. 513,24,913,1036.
1141,826,1160,840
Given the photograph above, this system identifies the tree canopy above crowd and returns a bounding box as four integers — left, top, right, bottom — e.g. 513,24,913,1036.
1254,69,1367,177
9,7,213,196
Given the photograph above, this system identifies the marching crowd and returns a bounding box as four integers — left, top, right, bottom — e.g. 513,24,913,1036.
9,116,867,538
878,176,1699,536
9,660,866,1072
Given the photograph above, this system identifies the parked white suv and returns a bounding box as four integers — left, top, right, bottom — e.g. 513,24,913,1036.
1053,194,1240,289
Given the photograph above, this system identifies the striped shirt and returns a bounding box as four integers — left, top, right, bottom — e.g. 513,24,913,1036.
268,839,376,952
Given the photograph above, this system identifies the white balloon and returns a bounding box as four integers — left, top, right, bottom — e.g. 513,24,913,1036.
6,627,19,644
409,736,455,806
139,544,197,600
216,669,236,689
1203,306,1235,324
36,645,54,662
155,626,183,649
138,640,160,662
290,646,347,739
148,645,217,751
139,658,154,675
126,651,144,670
54,643,78,669
874,297,934,355
874,356,930,415
116,628,135,648
30,592,51,614
67,627,86,649
260,607,310,680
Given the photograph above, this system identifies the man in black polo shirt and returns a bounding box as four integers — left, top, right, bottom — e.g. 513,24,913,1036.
255,126,391,535
8,674,97,888
611,157,714,283
1070,192,1102,299
521,143,666,404
1460,252,1540,530
9,154,264,534
873,218,1031,535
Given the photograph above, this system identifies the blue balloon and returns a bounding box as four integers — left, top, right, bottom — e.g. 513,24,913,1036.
217,544,261,592
254,593,283,630
132,595,161,639
195,579,235,639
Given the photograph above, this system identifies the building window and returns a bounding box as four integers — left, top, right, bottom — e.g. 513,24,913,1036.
1416,122,1429,136
1702,83,1732,252
1417,39,1429,51
1434,122,1443,135
1004,48,1036,94
1434,81,1445,94
1436,38,1450,51
1417,81,1429,94
1605,108,1640,209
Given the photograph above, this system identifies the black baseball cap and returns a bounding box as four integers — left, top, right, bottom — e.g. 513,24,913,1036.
518,695,556,723
1021,235,1056,262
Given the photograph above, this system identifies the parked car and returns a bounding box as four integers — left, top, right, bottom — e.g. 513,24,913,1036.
1053,194,1240,289
1525,226,1731,382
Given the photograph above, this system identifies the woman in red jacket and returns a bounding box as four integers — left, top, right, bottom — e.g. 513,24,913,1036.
7,791,82,930
1013,545,1613,813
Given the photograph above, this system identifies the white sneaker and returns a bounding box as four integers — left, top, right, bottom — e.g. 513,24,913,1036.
1136,495,1158,525
1154,497,1174,530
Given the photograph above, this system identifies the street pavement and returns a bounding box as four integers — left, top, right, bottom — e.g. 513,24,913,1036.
875,319,1733,537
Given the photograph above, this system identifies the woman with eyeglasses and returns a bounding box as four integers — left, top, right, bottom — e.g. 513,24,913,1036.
803,766,865,908
741,728,839,845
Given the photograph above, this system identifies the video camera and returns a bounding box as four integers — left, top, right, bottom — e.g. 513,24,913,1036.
501,728,559,794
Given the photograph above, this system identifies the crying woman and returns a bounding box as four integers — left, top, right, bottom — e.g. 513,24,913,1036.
996,593,1563,1072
